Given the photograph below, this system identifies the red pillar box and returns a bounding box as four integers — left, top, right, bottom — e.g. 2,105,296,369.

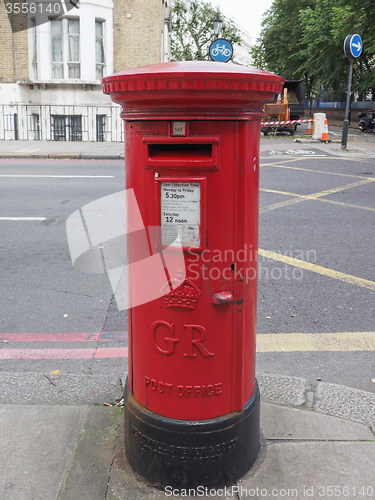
102,62,283,489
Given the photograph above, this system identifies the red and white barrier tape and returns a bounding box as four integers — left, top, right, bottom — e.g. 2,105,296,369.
261,119,314,127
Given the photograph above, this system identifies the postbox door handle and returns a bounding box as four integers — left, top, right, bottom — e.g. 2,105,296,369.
212,291,234,305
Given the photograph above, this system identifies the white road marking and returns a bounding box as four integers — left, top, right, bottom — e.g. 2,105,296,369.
0,175,113,178
0,217,47,221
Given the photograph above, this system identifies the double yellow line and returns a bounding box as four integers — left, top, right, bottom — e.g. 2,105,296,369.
257,159,375,353
260,178,375,214
256,331,375,353
258,249,375,292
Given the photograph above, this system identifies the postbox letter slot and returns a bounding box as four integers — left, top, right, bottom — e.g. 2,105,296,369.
148,143,212,162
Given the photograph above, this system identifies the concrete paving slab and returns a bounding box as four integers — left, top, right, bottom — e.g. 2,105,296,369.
257,373,307,406
58,406,122,500
261,402,374,441
315,382,375,427
0,404,87,500
0,372,123,405
239,441,375,500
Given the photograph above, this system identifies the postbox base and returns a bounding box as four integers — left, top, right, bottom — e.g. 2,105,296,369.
124,382,260,489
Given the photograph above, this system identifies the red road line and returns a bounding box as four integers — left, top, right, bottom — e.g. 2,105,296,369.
0,332,127,343
0,347,128,360
94,347,128,359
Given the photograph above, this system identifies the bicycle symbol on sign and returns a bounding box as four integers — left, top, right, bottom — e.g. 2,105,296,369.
211,45,231,57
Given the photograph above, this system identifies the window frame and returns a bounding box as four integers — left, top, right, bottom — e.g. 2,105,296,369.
95,19,106,81
50,17,81,80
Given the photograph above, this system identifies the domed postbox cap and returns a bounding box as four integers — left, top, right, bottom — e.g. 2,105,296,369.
102,61,284,120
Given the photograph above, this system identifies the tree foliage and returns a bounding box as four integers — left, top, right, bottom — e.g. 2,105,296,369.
251,0,313,78
171,0,241,61
251,0,375,100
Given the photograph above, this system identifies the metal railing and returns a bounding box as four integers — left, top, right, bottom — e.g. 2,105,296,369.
0,104,124,142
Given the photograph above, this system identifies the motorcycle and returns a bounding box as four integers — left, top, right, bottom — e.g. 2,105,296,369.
358,110,375,132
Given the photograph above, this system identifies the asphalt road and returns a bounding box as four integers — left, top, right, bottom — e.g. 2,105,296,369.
257,146,375,393
0,151,374,402
0,159,127,403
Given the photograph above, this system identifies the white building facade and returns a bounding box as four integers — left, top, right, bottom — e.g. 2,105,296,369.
0,0,171,141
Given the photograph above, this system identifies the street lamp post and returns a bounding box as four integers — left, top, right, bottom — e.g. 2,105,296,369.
213,16,222,39
209,15,233,63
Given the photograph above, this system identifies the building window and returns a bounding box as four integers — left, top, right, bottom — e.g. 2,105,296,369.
30,18,38,79
51,19,63,78
52,115,82,141
30,114,40,140
52,115,66,140
95,20,105,80
68,19,80,78
96,115,105,141
69,115,82,140
51,18,80,79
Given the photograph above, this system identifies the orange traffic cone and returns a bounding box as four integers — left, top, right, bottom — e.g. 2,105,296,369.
320,118,330,143
306,120,312,135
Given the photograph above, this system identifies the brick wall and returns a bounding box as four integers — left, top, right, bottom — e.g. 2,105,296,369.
0,0,166,83
0,5,29,83
113,0,166,72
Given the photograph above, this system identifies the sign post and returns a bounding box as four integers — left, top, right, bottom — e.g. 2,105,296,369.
342,34,362,150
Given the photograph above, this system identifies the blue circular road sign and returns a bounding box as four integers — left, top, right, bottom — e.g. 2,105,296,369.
209,38,233,63
343,34,362,59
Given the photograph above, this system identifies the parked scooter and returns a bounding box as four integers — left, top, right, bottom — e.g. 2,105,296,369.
358,110,375,132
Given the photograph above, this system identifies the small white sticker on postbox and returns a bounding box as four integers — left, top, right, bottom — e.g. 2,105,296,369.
172,121,187,136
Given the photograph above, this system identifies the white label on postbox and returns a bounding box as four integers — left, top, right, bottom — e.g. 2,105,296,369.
172,121,186,136
161,182,201,248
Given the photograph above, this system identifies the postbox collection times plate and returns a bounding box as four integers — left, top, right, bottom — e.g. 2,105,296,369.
160,182,201,248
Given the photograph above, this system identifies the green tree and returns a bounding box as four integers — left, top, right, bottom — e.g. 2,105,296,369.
252,0,375,101
296,0,351,100
341,0,375,98
251,0,314,79
171,0,241,61
298,0,375,99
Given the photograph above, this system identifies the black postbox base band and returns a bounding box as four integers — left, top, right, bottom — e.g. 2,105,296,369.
124,380,260,489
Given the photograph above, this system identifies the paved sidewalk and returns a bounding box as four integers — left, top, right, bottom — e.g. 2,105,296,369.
1,126,375,160
0,140,124,160
1,374,374,500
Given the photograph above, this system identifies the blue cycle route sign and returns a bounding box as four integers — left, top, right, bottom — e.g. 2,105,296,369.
209,38,233,63
343,34,362,59
342,34,363,149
